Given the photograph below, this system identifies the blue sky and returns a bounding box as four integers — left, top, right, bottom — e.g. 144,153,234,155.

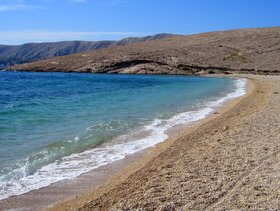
0,0,279,44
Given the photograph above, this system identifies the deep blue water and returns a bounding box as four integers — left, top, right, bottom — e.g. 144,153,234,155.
0,71,246,199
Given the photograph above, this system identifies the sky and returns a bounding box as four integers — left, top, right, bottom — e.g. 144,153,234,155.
0,0,279,45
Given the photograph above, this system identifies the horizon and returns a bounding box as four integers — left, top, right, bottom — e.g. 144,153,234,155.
1,0,280,45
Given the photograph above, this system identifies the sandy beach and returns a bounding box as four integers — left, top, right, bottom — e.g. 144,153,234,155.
1,74,279,210
45,75,279,210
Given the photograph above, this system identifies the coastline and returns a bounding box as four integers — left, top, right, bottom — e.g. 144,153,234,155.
0,76,247,210
51,74,280,210
50,75,257,210
0,75,243,202
2,74,279,210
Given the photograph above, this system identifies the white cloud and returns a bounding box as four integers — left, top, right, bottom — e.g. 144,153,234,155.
0,4,43,12
0,30,145,45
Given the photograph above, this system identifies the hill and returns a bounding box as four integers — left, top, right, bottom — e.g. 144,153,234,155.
8,27,280,75
0,33,175,68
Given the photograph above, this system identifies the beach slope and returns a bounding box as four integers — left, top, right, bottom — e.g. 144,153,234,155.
51,75,280,210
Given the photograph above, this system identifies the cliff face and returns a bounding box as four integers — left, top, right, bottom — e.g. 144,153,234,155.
8,27,280,75
0,34,175,68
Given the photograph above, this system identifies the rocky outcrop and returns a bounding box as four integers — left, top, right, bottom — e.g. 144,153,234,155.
8,27,280,75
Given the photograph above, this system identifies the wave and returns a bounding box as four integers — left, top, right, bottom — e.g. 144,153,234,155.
0,78,247,200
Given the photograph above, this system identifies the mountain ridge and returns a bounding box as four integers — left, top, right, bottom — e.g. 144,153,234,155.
0,33,176,68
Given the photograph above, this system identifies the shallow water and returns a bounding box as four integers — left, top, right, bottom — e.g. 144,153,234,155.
0,71,246,199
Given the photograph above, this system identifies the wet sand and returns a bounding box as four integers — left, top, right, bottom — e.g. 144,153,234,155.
2,75,280,210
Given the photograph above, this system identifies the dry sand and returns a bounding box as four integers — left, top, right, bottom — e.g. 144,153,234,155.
48,75,280,210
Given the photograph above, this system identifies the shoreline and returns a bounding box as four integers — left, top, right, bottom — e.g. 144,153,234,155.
0,76,248,210
0,76,244,199
50,75,256,210
51,74,280,210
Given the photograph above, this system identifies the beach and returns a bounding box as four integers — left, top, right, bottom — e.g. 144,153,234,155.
46,74,279,210
1,0,279,210
1,74,279,210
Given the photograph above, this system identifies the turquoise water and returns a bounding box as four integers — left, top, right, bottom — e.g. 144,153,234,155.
0,71,246,199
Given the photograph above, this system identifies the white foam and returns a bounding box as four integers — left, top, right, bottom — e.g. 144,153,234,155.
0,78,247,200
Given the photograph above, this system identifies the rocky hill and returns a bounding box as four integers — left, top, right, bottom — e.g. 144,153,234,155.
8,27,280,75
0,34,175,68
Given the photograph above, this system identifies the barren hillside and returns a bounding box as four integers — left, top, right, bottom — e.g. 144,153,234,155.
0,34,174,68
8,27,280,75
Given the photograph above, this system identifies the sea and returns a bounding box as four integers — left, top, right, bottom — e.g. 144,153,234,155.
0,71,246,200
